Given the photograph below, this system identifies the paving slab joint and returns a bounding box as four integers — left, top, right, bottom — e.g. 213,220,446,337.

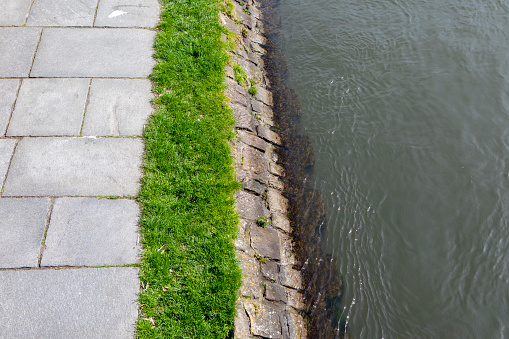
27,28,44,78
37,197,55,267
0,138,20,196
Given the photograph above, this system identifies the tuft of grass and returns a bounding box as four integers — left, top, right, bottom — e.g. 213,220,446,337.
233,63,247,87
248,79,257,96
243,8,251,15
257,216,269,228
136,0,241,338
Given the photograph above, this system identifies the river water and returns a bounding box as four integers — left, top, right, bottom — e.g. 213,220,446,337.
277,0,509,337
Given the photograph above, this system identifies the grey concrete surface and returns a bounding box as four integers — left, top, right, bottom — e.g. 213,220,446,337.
0,80,19,135
95,0,160,28
27,0,97,27
31,28,156,78
0,139,16,186
7,78,89,136
0,198,51,268
42,198,140,266
0,27,41,78
2,137,144,196
0,0,32,26
0,267,139,338
82,79,153,136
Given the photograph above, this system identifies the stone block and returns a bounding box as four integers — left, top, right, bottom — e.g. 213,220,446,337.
235,191,267,221
95,0,160,28
3,137,143,196
234,219,252,254
0,28,41,77
242,178,266,196
82,79,153,136
0,267,139,338
286,307,306,338
219,13,241,35
0,198,51,268
244,302,282,338
238,130,266,152
237,251,261,298
267,189,288,214
260,261,278,282
27,0,96,26
7,78,89,137
255,86,273,106
285,288,305,310
280,265,303,290
41,198,140,267
269,162,284,176
234,301,254,339
272,213,290,233
242,145,267,176
0,79,19,135
232,103,256,132
268,175,284,191
257,124,282,146
31,28,156,78
279,233,297,266
0,0,32,26
0,139,16,186
265,283,286,302
251,226,281,260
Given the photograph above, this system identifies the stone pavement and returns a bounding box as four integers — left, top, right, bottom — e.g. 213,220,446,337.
0,1,159,338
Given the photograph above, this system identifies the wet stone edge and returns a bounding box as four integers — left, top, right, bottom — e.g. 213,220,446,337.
221,1,307,338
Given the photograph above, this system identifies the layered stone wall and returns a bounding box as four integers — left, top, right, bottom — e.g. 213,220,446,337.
221,1,307,337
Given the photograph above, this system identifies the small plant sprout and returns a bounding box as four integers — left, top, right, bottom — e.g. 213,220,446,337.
257,216,269,227
233,63,248,87
254,253,269,263
244,8,251,15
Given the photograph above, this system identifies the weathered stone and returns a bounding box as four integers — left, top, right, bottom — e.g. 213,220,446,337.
238,130,267,152
242,178,266,196
232,103,256,131
235,7,254,29
0,0,33,26
0,79,19,135
234,219,253,254
7,78,89,137
265,283,286,302
234,302,254,339
236,191,267,221
250,41,267,55
244,302,282,338
82,79,153,136
286,307,307,338
268,175,284,191
251,99,263,113
269,162,285,177
251,226,281,260
257,125,282,146
0,28,41,77
242,145,267,176
273,213,291,233
279,233,297,265
280,265,303,290
27,0,96,26
41,198,140,267
31,28,156,77
219,12,241,35
0,198,51,268
0,139,16,185
248,31,266,45
3,137,143,197
246,62,264,84
260,260,279,282
285,288,305,310
0,267,139,338
95,0,160,28
237,251,261,298
225,65,235,79
267,189,289,214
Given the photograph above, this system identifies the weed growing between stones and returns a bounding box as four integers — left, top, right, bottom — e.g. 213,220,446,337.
136,0,241,337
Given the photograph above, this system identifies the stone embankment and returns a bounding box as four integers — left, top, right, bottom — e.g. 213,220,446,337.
220,1,307,338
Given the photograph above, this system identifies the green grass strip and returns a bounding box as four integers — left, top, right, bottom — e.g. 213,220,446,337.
137,0,241,337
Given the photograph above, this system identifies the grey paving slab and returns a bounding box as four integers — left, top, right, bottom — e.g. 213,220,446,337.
0,267,139,338
31,28,156,78
42,198,140,267
0,80,19,135
82,79,153,136
0,0,32,26
0,198,51,268
0,139,16,185
0,28,41,78
27,0,97,27
6,78,89,137
2,137,143,196
95,0,160,28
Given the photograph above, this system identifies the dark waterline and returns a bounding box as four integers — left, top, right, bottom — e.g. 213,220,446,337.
277,0,509,337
